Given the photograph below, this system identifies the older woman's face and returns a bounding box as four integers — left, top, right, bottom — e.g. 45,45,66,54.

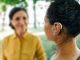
11,10,28,32
44,17,55,40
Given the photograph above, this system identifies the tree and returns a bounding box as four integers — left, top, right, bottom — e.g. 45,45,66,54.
33,0,38,28
1,4,6,31
0,0,20,5
0,0,28,7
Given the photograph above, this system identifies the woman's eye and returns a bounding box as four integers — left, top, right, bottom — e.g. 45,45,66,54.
16,17,20,21
23,17,26,20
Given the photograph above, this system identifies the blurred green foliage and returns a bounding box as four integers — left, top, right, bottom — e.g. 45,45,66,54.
0,0,28,7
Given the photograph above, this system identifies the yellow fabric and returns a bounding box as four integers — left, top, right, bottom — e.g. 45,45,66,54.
2,32,46,60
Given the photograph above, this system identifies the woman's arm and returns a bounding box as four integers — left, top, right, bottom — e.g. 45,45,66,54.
2,53,7,60
2,37,8,60
35,37,46,60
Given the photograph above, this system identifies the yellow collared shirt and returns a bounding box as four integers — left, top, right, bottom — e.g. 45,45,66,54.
2,32,46,60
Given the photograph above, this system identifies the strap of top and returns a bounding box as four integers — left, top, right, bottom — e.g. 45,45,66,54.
77,56,80,60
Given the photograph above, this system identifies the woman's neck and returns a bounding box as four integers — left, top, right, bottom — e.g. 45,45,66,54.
15,29,26,38
55,38,80,59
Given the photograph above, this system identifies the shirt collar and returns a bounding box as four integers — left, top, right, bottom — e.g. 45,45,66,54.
12,31,28,39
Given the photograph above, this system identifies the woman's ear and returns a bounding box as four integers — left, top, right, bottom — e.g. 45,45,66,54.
11,20,13,26
52,22,62,35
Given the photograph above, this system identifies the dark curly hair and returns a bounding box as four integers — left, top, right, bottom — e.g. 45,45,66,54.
46,0,80,37
9,7,28,29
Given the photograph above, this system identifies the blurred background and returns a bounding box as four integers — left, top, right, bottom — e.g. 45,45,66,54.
0,0,80,60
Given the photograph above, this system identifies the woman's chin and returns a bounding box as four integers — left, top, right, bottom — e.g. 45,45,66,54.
16,28,25,33
47,37,53,41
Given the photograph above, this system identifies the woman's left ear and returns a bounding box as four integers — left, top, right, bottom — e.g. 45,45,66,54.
11,20,14,26
52,22,62,35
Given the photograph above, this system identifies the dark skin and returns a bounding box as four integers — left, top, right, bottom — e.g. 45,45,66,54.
44,17,80,60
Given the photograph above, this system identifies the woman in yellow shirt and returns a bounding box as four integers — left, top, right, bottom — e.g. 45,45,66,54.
2,7,46,60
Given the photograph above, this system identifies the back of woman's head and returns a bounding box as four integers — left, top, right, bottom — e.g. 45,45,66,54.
46,0,80,37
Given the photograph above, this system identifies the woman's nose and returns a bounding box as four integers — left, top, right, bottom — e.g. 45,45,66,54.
19,19,25,25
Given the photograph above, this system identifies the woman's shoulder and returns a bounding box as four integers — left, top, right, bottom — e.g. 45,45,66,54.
2,34,13,47
3,34,13,40
77,56,80,60
2,34,14,43
50,54,56,60
26,32,40,39
77,49,80,60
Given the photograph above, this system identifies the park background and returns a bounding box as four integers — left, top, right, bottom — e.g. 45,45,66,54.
0,0,80,60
